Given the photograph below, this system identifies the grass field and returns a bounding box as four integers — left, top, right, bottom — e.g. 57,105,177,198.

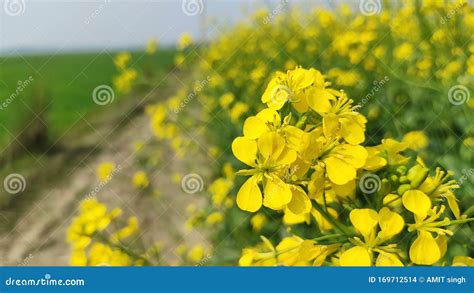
0,49,176,150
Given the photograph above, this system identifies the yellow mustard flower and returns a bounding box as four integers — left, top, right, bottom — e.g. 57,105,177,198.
339,208,405,266
232,132,301,212
114,52,131,70
132,171,150,189
145,38,158,54
402,131,429,151
96,162,116,182
177,33,193,50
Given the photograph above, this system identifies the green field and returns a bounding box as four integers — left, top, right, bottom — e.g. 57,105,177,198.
0,49,176,151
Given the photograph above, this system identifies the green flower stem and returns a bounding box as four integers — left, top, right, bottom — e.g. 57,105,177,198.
447,218,474,226
96,232,153,265
313,233,344,242
312,201,353,237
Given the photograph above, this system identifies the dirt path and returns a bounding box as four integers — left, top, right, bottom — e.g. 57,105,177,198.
0,71,211,266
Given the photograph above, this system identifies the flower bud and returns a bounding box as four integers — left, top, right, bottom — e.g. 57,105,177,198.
397,184,411,195
407,165,429,188
399,176,409,184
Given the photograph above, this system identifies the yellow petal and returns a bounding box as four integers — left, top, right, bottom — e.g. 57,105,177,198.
375,252,404,266
243,116,268,139
402,190,431,219
276,148,298,167
256,108,280,123
383,193,402,208
257,132,285,163
236,176,262,212
350,209,378,239
290,67,314,90
332,144,368,168
325,156,356,185
283,208,309,225
311,208,338,231
435,234,447,259
332,180,356,198
263,175,292,210
232,137,257,167
282,126,304,150
446,193,461,219
307,88,333,113
452,256,474,266
377,207,404,239
323,114,340,139
292,92,309,113
409,231,441,265
364,147,387,171
340,115,366,145
340,246,372,266
287,186,311,215
308,165,325,200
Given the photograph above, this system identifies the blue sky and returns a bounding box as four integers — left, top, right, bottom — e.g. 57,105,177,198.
0,0,336,55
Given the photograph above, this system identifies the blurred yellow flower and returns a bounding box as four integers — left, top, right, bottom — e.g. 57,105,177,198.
114,52,131,70
96,162,116,182
188,244,206,263
145,38,158,54
250,213,267,232
206,211,224,225
132,171,150,189
177,33,193,50
402,131,429,150
394,43,414,60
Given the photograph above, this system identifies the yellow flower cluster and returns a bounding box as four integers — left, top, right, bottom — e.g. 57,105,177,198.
113,52,138,94
233,67,473,266
67,198,151,266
